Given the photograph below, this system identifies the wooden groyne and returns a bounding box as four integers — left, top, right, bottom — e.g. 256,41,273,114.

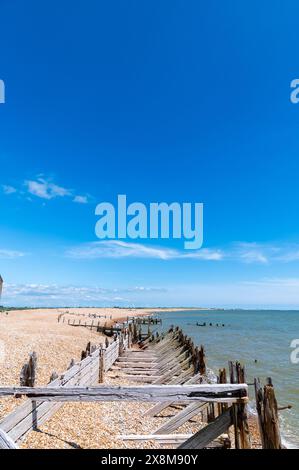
58,312,161,339
0,323,283,450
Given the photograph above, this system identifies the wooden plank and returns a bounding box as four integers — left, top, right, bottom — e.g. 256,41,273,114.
0,428,18,449
154,402,209,434
119,353,158,360
119,433,192,444
116,361,159,368
114,369,160,375
178,409,233,449
116,375,160,383
153,356,191,385
0,384,248,403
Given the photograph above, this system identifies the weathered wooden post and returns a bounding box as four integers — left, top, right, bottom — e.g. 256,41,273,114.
48,371,59,383
254,377,282,449
218,368,228,413
198,345,206,375
228,361,240,449
81,341,91,360
228,361,251,449
99,346,104,383
67,358,75,370
20,352,38,429
119,333,124,356
133,321,138,343
236,362,251,449
20,351,37,386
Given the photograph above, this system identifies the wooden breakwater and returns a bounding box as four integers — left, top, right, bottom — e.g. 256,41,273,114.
0,324,284,450
59,313,161,338
0,332,129,446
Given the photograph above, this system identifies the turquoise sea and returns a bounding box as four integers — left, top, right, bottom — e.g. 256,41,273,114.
155,309,299,448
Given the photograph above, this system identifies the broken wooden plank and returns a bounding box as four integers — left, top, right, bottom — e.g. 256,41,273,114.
154,402,208,435
178,408,233,449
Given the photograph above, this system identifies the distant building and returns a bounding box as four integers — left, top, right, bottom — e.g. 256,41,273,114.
0,275,3,301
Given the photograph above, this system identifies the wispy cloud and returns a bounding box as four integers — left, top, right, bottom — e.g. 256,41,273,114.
0,249,26,259
1,185,17,195
3,278,299,308
1,283,166,307
231,242,270,264
66,240,224,261
65,239,299,264
233,242,299,264
242,277,299,288
73,195,88,204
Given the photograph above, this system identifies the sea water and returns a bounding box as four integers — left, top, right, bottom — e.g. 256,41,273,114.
155,309,299,448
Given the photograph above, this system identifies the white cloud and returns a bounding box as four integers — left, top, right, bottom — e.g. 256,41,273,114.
3,176,92,204
25,178,72,200
0,249,26,259
73,195,88,204
2,185,17,195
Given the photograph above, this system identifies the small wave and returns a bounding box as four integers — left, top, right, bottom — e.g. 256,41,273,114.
205,367,218,383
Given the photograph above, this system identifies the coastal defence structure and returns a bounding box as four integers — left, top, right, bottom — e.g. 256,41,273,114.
0,319,283,450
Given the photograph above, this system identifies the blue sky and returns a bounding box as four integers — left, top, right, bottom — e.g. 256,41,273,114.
1,1,299,307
